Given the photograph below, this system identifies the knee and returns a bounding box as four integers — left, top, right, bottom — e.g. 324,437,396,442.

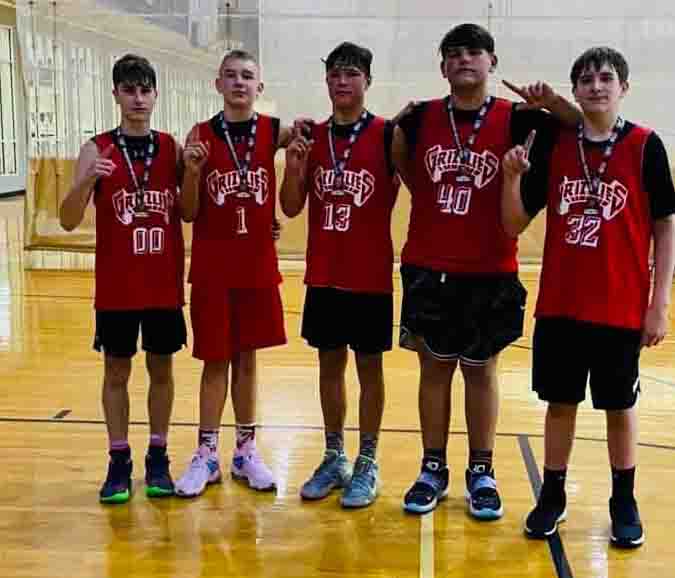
146,354,173,384
547,402,578,419
104,358,131,390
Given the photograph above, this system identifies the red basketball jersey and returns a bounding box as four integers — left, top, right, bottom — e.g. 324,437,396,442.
401,97,517,273
93,130,185,310
304,116,398,293
535,124,653,329
188,114,281,288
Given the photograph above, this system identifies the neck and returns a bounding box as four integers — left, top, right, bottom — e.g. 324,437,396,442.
222,103,255,122
119,119,151,137
583,111,620,140
333,105,365,125
450,85,490,110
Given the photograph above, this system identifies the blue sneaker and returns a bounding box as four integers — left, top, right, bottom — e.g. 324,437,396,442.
465,468,504,520
300,450,352,500
100,458,133,504
341,455,379,508
403,458,449,514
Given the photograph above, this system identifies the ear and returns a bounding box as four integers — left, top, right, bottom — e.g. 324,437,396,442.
619,81,629,98
112,88,120,104
440,59,447,79
365,75,372,89
257,81,264,96
489,54,498,72
215,75,224,95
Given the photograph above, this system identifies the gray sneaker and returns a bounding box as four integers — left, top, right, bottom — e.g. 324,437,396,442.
341,455,379,509
300,450,352,500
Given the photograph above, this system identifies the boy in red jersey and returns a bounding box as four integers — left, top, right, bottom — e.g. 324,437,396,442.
60,54,186,503
503,46,675,548
281,42,400,508
391,23,580,518
175,50,296,496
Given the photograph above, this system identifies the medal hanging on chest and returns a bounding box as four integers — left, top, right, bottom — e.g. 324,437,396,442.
220,112,258,196
576,117,624,215
447,95,493,184
328,110,369,194
117,128,155,219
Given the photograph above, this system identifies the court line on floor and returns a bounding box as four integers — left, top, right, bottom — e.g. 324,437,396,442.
419,512,434,578
518,434,574,578
1,417,674,452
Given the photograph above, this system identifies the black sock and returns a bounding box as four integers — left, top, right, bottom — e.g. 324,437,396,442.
147,444,167,460
359,433,378,460
468,449,493,476
611,466,636,501
422,448,447,473
541,467,567,503
109,447,131,463
325,431,344,454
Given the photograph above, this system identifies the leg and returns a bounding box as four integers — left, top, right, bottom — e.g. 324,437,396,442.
144,353,175,497
174,360,228,497
606,406,643,548
300,347,352,500
461,355,504,520
340,352,385,508
100,355,133,503
230,350,275,491
146,353,174,442
403,345,455,514
544,402,578,470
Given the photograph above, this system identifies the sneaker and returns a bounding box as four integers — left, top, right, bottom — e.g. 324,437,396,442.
300,450,352,500
525,494,567,538
465,468,503,520
145,452,174,498
403,459,449,514
231,441,276,491
610,496,644,548
341,455,379,509
99,458,133,504
175,445,222,497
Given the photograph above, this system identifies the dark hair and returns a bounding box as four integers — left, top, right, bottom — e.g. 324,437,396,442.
112,54,156,89
439,23,495,57
324,42,373,78
570,47,629,87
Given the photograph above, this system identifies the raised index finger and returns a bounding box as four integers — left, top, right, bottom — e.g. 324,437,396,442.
523,130,537,157
502,79,527,100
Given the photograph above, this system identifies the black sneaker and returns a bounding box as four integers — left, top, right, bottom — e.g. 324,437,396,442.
610,496,644,548
145,452,175,498
100,458,133,504
465,468,503,520
403,458,449,514
525,494,567,538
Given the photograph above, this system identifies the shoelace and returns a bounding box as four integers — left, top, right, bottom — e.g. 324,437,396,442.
349,461,375,493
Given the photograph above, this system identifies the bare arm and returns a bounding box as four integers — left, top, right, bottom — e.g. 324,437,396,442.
642,215,675,347
59,141,115,231
280,135,310,218
391,125,414,191
504,80,582,127
501,131,537,237
180,126,209,222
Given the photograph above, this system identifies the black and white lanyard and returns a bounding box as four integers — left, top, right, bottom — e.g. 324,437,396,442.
220,111,258,193
328,109,369,190
576,116,624,209
447,95,493,180
116,128,155,215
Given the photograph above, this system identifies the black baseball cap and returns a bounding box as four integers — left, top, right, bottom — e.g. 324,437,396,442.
323,42,372,77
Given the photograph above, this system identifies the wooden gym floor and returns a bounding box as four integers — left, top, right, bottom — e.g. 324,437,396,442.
1,197,675,578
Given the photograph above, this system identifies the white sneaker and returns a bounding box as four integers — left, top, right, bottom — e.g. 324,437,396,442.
175,445,222,497
231,441,276,491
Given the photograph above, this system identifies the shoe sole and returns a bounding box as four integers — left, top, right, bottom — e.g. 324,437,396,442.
341,488,378,509
231,471,276,492
525,509,567,538
175,473,222,498
100,489,131,504
464,489,504,520
403,488,449,514
146,485,174,498
610,533,645,549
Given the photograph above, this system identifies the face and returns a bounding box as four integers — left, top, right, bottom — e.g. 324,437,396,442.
216,58,262,109
441,46,496,89
573,63,628,115
326,65,369,109
113,82,157,122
